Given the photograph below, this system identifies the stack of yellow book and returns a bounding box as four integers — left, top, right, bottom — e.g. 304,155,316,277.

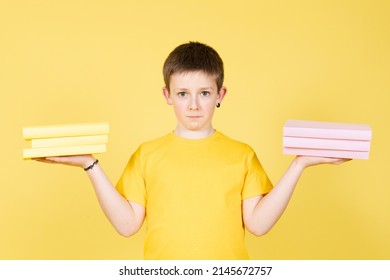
23,122,109,159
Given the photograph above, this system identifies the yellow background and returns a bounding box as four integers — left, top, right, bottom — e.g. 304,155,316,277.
1,0,389,259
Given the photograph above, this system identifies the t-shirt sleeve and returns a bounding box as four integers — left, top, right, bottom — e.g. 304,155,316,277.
241,149,273,200
116,146,147,207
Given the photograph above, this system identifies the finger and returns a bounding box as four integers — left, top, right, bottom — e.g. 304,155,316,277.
335,158,352,164
325,158,352,165
45,156,73,163
33,158,57,163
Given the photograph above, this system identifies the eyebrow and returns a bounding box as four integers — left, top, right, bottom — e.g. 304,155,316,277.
173,87,215,91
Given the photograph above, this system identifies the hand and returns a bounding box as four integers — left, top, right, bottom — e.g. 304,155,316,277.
34,154,96,169
294,155,352,169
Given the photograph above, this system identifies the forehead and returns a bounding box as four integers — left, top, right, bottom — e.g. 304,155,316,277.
170,71,217,89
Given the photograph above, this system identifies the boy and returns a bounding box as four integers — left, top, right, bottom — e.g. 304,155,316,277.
38,42,348,259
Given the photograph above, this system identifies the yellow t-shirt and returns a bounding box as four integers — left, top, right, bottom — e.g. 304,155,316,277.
116,131,273,259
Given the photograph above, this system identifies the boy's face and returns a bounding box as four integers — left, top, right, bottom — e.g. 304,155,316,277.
162,71,226,137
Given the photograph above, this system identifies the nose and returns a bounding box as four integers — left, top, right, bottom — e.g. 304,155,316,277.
188,95,199,111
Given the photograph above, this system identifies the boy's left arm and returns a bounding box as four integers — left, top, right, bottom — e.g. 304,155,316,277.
242,156,350,236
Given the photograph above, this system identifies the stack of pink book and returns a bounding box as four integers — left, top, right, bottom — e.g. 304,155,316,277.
283,120,372,159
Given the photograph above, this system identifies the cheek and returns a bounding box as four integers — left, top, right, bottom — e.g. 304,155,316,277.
172,103,187,114
204,104,216,115
204,99,217,109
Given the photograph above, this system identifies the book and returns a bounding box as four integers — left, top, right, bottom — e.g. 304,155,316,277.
283,120,372,140
283,147,369,160
23,122,109,140
282,120,372,159
23,144,106,159
283,136,371,151
31,135,108,148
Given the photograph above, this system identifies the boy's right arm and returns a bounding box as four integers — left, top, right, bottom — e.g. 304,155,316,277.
35,155,145,237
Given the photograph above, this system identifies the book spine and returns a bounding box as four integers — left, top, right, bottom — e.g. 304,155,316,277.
283,147,369,160
283,120,372,140
23,122,109,139
283,136,371,151
283,127,372,140
23,144,106,159
31,135,108,148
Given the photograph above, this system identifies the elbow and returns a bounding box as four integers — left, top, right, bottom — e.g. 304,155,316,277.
244,217,275,237
247,225,272,237
116,223,141,238
118,230,134,238
114,213,144,237
117,227,138,238
250,230,267,237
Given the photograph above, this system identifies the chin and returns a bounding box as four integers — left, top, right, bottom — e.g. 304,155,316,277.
187,126,201,131
184,122,201,131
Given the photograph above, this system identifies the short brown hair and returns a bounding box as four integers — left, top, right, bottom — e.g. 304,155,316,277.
163,42,224,91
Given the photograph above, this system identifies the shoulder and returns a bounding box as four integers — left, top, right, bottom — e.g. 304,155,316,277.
216,131,255,154
140,133,172,147
134,132,173,156
214,132,258,164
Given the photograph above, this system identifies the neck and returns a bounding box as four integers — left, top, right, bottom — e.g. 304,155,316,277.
174,126,215,139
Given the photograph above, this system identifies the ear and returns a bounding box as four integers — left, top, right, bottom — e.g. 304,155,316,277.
217,86,227,104
162,86,173,105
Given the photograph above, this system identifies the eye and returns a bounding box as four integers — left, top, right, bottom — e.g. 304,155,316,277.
177,92,187,97
201,91,210,96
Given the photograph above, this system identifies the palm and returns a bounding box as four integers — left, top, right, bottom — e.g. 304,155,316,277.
296,155,351,168
34,154,95,168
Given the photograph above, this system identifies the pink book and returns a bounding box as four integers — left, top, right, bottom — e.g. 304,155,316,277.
284,120,372,140
283,147,369,160
283,136,371,151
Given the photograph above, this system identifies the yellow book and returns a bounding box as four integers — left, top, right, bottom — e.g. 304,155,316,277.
31,135,108,148
23,122,109,139
23,144,106,159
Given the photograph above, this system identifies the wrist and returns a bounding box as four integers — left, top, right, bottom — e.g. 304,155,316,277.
291,156,307,172
82,156,97,170
83,159,99,171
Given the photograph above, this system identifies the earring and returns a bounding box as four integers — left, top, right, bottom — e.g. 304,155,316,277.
216,103,221,108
